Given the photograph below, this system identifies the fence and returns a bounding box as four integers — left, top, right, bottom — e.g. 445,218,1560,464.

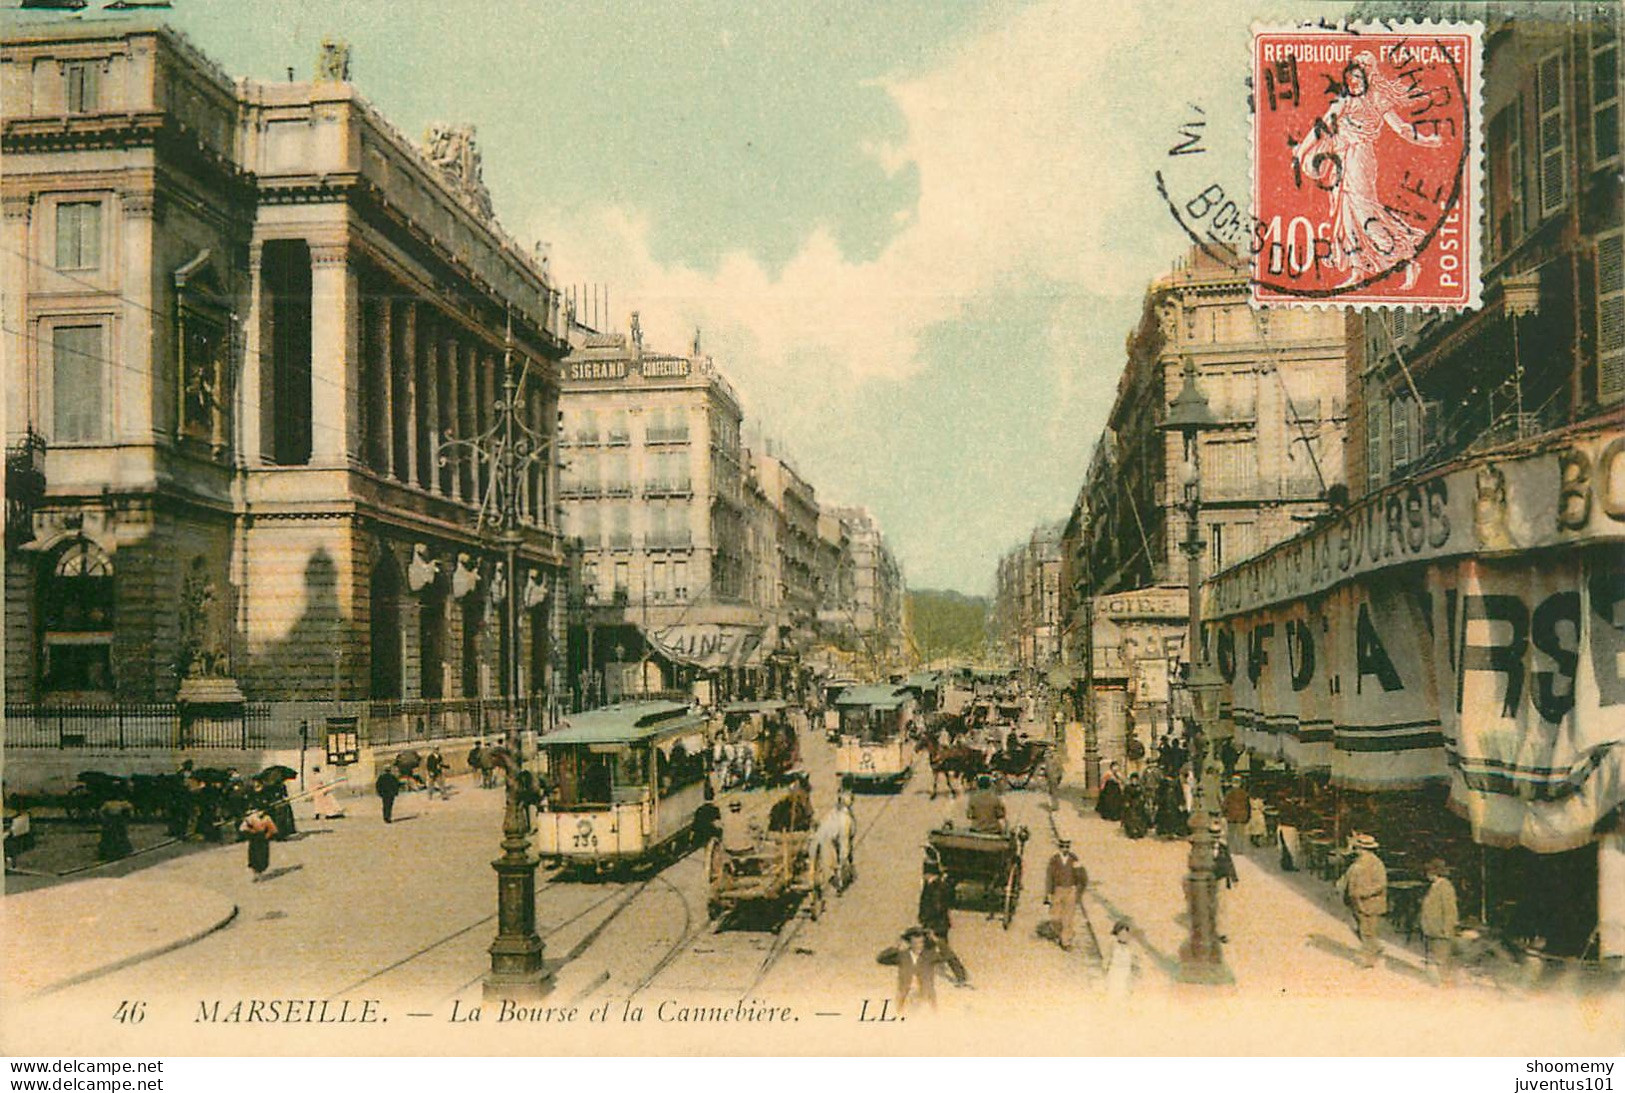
4,702,272,750
363,695,548,746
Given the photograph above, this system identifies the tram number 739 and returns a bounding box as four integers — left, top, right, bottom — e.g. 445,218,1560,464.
573,819,599,851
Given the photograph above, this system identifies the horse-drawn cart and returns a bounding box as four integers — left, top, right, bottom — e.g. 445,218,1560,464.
707,792,820,927
926,822,1028,929
989,737,1053,790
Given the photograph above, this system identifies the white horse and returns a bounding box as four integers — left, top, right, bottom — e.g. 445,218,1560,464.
812,793,856,902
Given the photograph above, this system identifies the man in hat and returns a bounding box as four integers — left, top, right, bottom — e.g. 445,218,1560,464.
966,774,1006,834
375,766,402,824
1337,833,1388,967
1419,858,1460,985
1221,778,1251,855
918,850,969,987
1044,838,1088,951
894,925,939,1014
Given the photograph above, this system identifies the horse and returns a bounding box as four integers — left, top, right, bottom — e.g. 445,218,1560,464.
920,732,987,800
811,792,856,915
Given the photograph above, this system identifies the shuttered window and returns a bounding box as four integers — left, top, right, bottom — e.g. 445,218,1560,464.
55,201,101,270
52,325,104,442
1537,51,1568,219
1599,229,1625,405
1594,19,1621,167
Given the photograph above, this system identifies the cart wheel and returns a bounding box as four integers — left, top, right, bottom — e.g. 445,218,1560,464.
1002,861,1021,929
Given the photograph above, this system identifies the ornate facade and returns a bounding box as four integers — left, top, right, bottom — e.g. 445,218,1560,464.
3,21,568,732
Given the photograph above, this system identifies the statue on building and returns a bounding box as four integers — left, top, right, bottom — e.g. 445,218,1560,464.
316,38,352,83
452,552,482,599
423,123,494,221
1474,463,1514,551
408,543,442,592
489,561,508,605
179,556,227,679
630,311,644,352
523,570,548,609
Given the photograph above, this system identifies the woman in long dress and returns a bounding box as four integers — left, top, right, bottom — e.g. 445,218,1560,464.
309,767,343,819
240,809,277,880
1096,764,1124,822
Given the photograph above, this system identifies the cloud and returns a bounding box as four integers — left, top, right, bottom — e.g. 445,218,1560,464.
521,0,1283,588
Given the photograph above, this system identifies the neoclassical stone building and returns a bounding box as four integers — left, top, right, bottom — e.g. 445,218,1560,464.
3,20,568,739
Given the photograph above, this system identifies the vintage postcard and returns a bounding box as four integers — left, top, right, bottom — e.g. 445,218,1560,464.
2,0,1621,1066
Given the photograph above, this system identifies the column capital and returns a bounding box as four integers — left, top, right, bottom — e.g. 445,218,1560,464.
120,190,161,220
309,242,349,267
3,192,35,221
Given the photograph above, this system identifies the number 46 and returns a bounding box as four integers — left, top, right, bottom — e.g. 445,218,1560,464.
113,1000,146,1024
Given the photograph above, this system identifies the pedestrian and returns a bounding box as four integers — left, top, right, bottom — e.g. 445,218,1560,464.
264,778,297,840
918,852,969,987
1212,821,1240,889
426,748,447,799
1120,773,1149,840
894,925,939,1015
1419,858,1460,985
1043,837,1088,952
239,808,277,880
1096,763,1124,821
375,766,402,824
1222,778,1251,854
309,766,344,819
4,800,34,869
1336,832,1388,968
96,797,134,861
1103,919,1136,1000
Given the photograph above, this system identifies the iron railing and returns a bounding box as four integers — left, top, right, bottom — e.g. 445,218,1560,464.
4,702,272,749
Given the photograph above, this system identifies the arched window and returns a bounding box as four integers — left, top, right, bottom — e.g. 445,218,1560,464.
41,539,114,694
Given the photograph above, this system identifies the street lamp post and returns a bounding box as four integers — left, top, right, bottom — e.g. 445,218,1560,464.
437,314,558,1001
1160,355,1231,985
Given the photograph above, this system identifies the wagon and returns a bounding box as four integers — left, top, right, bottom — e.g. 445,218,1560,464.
926,822,1028,929
989,737,1054,791
706,791,819,927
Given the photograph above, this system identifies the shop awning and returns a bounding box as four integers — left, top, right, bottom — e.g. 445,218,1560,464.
644,623,771,670
1200,422,1625,854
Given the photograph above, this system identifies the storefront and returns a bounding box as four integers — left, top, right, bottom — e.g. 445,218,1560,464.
1204,421,1625,959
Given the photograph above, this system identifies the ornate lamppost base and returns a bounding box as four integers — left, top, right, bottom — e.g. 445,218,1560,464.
484,860,552,1001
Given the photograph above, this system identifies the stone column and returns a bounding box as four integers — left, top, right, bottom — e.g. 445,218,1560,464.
403,301,419,487
462,339,480,502
239,241,265,464
119,191,158,442
309,241,356,465
3,194,33,436
375,294,394,477
421,311,440,491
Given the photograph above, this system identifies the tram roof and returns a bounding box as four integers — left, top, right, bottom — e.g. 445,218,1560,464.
544,701,707,746
722,700,789,713
833,685,910,709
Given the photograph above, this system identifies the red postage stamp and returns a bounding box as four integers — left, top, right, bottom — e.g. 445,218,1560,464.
1251,23,1482,309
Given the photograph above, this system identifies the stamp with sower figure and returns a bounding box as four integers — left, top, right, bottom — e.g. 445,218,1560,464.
1251,23,1482,309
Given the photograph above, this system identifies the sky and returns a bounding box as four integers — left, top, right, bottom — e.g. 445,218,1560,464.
29,0,1321,594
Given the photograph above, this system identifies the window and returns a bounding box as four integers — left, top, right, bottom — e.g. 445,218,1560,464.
574,409,599,445
651,560,668,602
606,409,630,445
582,562,599,602
1599,229,1625,405
613,561,629,597
608,504,631,550
572,503,601,546
41,539,114,694
52,325,104,441
1489,98,1526,258
673,560,688,602
1537,51,1567,219
1209,523,1226,572
1389,396,1412,468
1594,20,1621,167
64,61,99,113
55,201,101,271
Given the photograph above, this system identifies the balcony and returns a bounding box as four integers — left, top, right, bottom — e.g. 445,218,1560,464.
646,427,690,445
559,483,602,499
603,480,635,498
643,478,693,498
647,531,693,551
605,429,632,447
606,533,633,551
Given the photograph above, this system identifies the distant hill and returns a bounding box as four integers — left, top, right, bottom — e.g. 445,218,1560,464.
907,588,990,664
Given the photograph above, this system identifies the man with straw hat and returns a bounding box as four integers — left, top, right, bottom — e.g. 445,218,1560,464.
1419,857,1460,985
1337,832,1388,968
